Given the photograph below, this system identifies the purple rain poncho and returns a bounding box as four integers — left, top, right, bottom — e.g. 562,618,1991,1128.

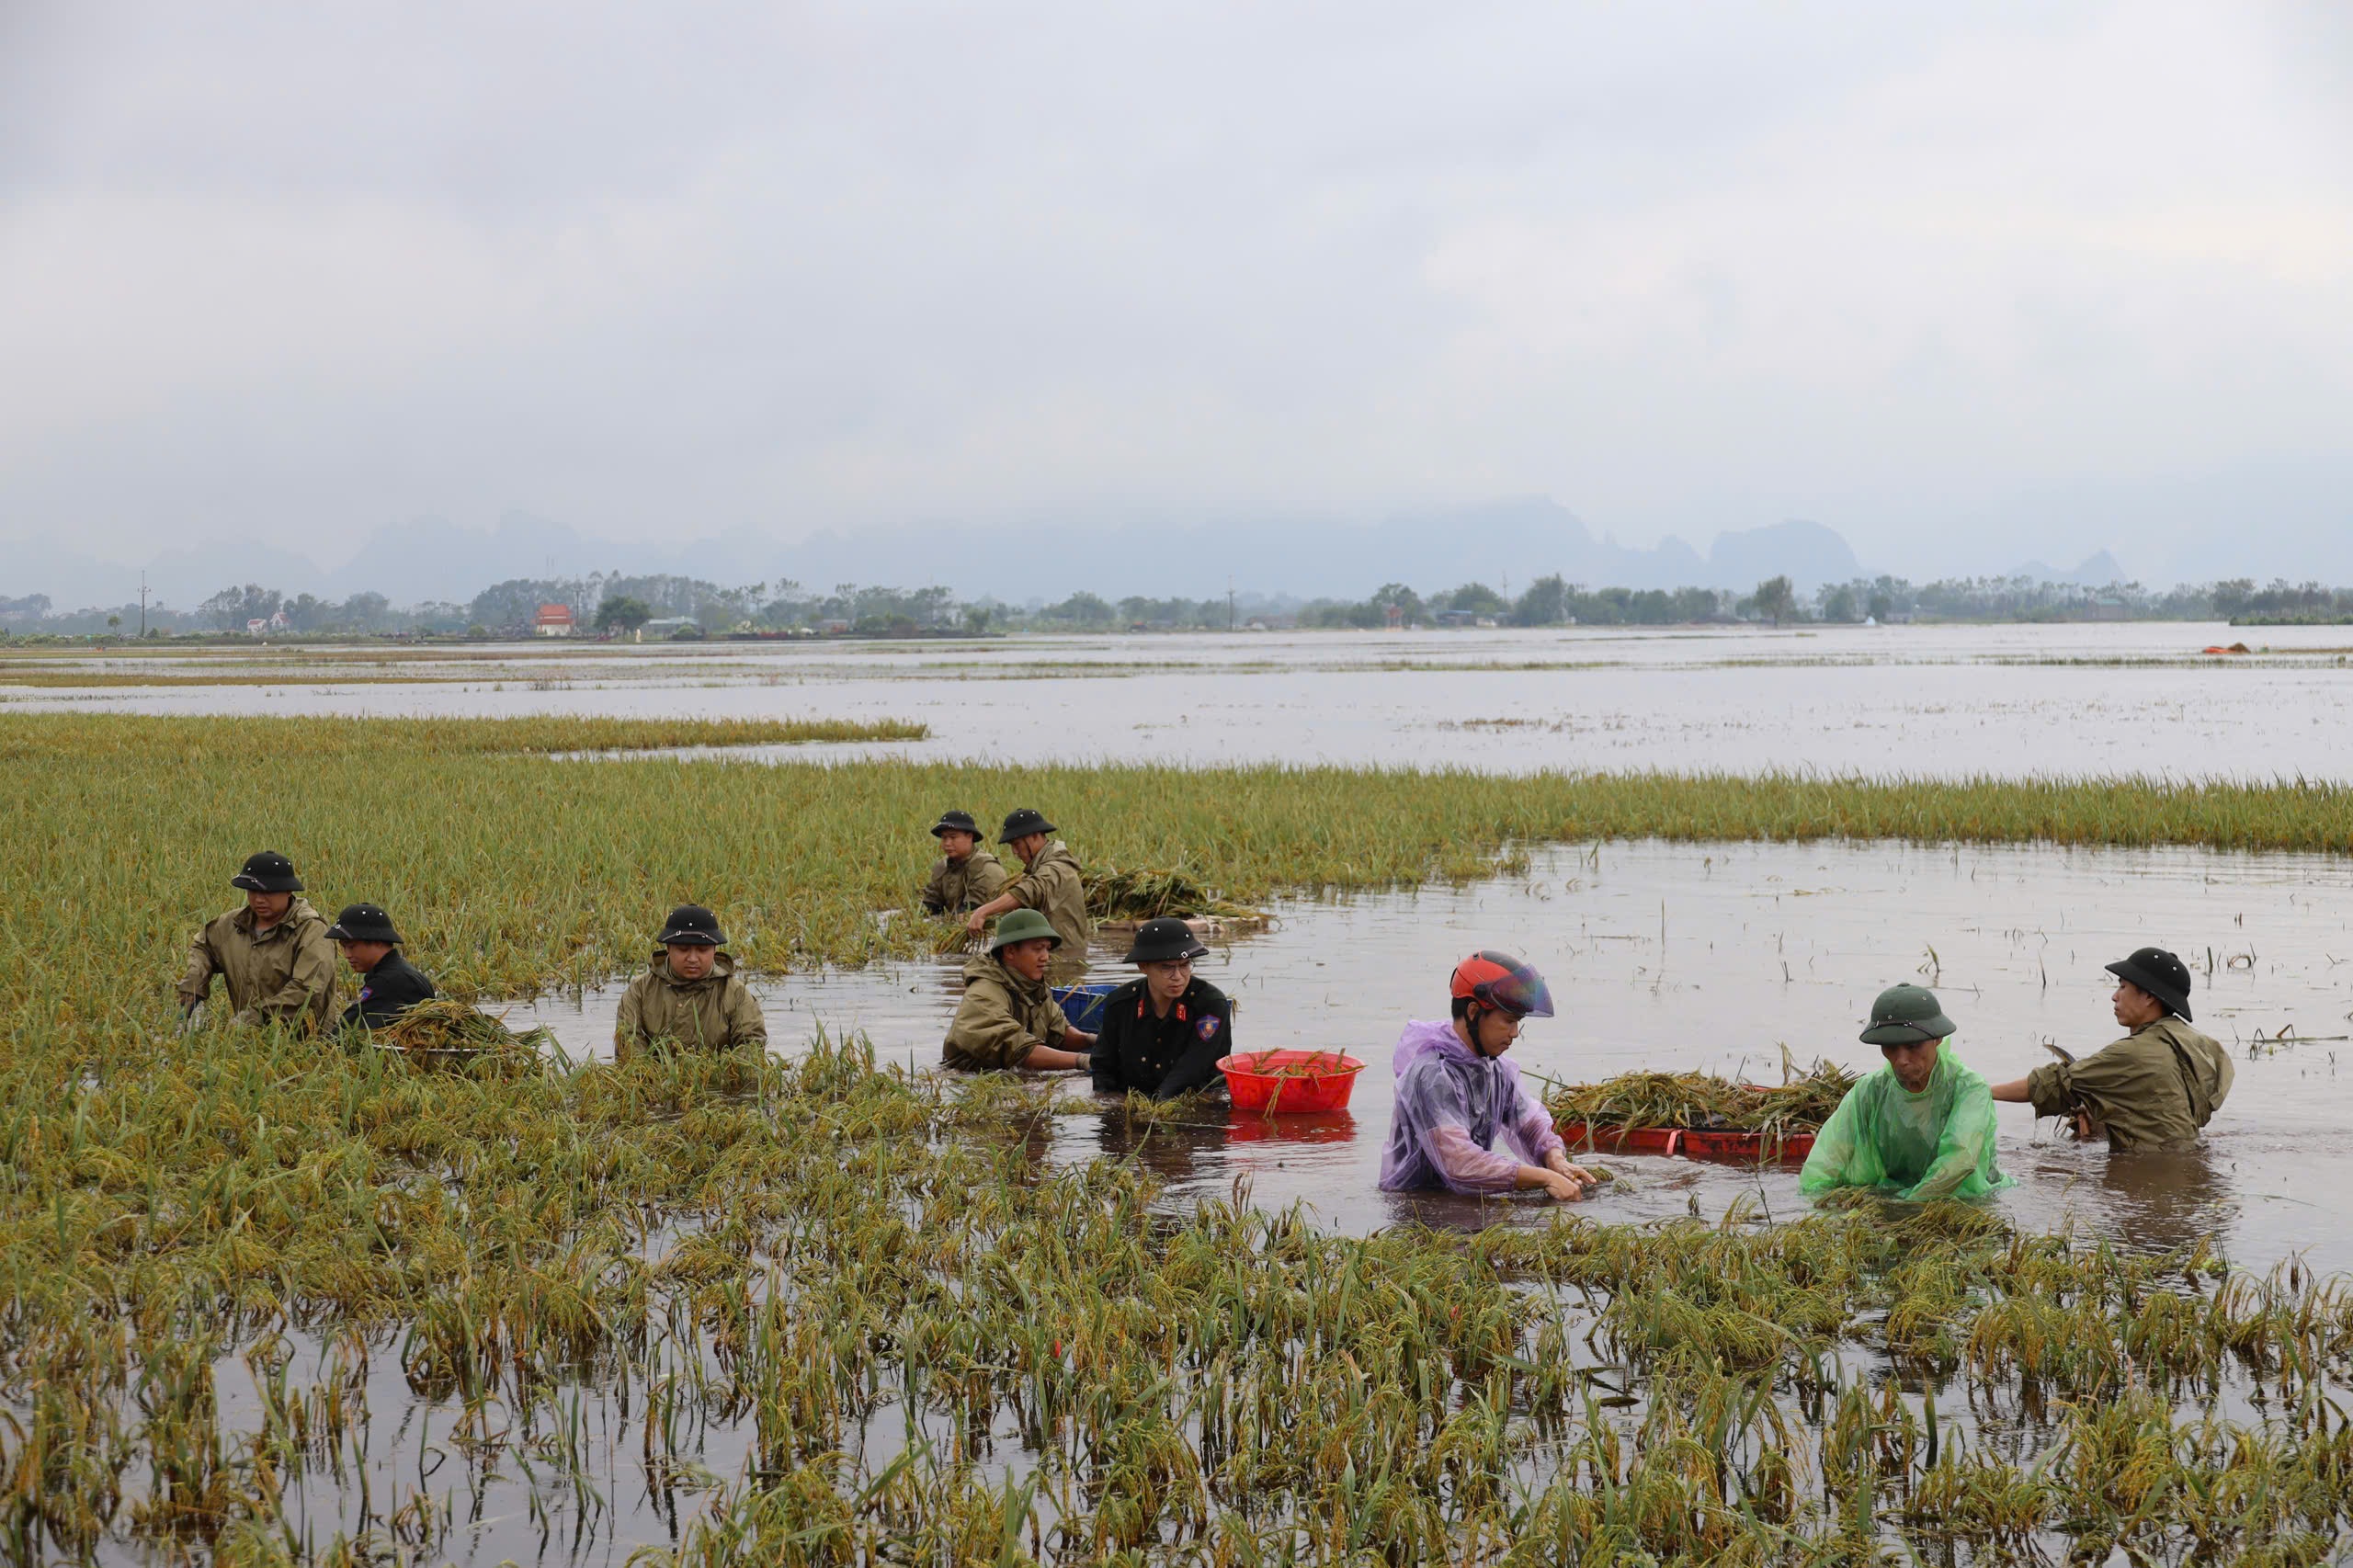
1377,1018,1566,1193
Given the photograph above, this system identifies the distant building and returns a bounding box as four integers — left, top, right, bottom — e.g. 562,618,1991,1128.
642,616,701,638
534,603,576,637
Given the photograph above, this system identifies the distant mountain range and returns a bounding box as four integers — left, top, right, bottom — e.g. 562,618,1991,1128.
0,498,2129,612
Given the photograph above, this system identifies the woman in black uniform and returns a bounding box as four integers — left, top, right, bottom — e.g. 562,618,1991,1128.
1091,916,1234,1099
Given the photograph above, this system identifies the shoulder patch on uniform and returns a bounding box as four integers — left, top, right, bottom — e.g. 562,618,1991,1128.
1196,1015,1221,1040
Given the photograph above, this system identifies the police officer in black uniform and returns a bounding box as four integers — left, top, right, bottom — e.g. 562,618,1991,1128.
326,903,438,1030
1090,916,1234,1099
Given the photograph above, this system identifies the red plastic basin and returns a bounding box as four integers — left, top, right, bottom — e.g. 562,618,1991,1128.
1217,1050,1366,1113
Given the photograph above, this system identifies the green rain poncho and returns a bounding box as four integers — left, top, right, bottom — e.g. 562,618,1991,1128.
1799,1048,2014,1202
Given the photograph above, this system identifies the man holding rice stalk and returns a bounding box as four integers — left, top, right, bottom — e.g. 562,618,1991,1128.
1378,953,1600,1200
918,808,1010,915
965,807,1093,971
1801,984,2013,1201
613,904,767,1060
1986,947,2233,1150
176,849,337,1032
941,908,1097,1071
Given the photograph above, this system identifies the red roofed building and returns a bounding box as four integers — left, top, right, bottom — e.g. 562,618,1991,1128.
534,603,576,637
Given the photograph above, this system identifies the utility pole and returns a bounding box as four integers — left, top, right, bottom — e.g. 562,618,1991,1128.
139,574,149,637
1227,576,1236,633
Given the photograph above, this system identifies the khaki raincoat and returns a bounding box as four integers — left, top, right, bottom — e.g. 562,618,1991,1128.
2025,1017,2233,1151
178,899,336,1030
942,954,1071,1071
614,949,767,1056
921,848,1010,915
1006,841,1092,956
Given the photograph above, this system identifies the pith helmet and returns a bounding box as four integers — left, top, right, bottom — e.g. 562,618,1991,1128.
231,850,303,893
325,903,403,944
988,908,1062,952
931,809,982,839
656,904,726,947
1859,983,1957,1046
1123,916,1209,965
2107,947,2193,1022
998,807,1056,844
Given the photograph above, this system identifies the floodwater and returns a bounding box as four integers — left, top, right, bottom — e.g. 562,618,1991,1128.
16,621,2353,778
510,836,2353,1278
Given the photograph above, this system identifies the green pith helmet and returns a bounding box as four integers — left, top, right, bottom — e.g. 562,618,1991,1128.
988,908,1063,953
1859,983,1957,1047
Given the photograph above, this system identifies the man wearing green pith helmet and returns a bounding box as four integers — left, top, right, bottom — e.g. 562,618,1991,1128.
1801,984,2013,1202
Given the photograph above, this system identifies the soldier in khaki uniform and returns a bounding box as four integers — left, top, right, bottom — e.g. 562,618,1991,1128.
177,850,337,1031
919,810,1010,915
942,909,1097,1072
1991,947,2233,1150
965,808,1093,967
614,905,767,1060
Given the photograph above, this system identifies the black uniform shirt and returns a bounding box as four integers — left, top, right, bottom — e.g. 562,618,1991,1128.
339,949,438,1030
1091,976,1233,1099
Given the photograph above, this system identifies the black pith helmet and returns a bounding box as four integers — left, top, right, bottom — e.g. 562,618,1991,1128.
931,809,982,839
998,807,1056,844
657,904,726,947
231,850,303,893
2107,947,2193,1021
1122,917,1210,966
325,903,403,944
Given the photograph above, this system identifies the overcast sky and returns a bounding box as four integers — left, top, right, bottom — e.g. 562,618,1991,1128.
3,1,2348,584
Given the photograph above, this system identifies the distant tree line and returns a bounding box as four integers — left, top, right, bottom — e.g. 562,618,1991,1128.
10,571,2353,639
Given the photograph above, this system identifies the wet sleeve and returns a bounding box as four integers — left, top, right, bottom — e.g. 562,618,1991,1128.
945,981,1040,1069
1007,869,1045,913
1900,1083,1999,1202
2026,1041,2141,1121
1503,1084,1566,1166
255,925,336,1028
728,983,767,1049
1427,1125,1524,1192
177,925,218,1006
1799,1085,1868,1196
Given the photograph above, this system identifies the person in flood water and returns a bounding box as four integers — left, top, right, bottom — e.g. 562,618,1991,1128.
1090,916,1233,1099
326,903,438,1031
176,849,337,1033
918,809,1010,915
613,904,767,1060
941,909,1097,1072
1801,984,2012,1201
1985,947,2233,1150
965,808,1093,971
1378,952,1598,1201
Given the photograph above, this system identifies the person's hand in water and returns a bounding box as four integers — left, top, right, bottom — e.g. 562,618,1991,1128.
1545,1149,1599,1193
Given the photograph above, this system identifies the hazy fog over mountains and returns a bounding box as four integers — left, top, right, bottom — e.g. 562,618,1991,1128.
6,503,2146,613
5,6,2348,609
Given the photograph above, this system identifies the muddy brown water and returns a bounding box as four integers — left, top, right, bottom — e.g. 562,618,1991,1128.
20,621,2353,778
504,837,2353,1276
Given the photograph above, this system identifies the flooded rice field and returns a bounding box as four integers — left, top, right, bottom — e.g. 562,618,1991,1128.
164,835,2353,1566
16,621,2353,778
513,837,2352,1275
